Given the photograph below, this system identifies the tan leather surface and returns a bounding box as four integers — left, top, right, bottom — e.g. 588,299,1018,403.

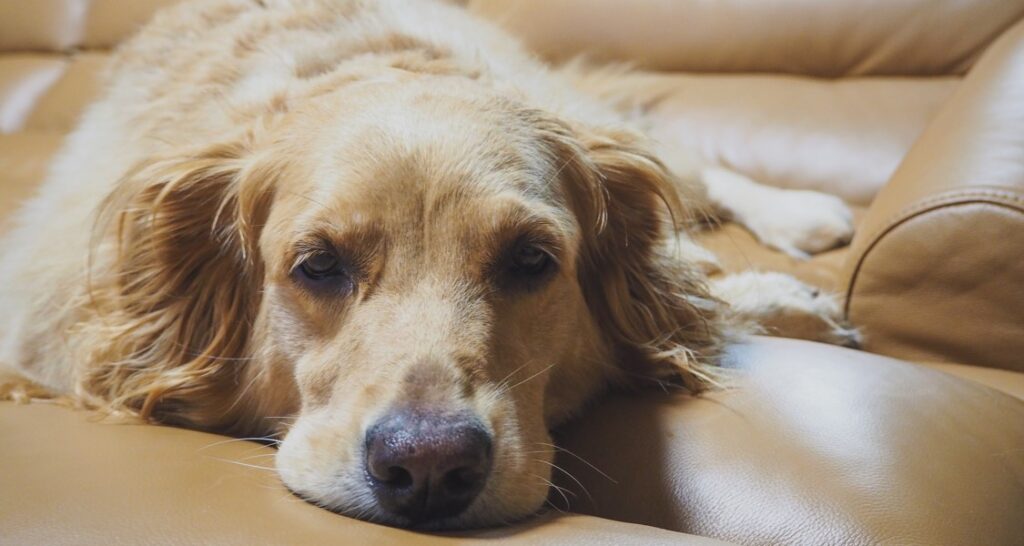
0,51,108,138
0,132,63,231
923,361,1024,400
469,0,1024,76
81,0,184,49
23,52,107,132
552,337,1024,546
0,55,67,133
843,19,1024,372
5,339,1022,545
0,0,180,53
0,0,83,52
0,402,726,546
605,72,957,206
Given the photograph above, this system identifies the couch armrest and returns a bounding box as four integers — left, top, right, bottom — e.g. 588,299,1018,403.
842,20,1024,372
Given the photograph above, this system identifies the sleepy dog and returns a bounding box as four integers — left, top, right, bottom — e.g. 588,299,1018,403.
0,0,856,529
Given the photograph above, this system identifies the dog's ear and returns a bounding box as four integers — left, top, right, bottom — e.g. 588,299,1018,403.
537,118,726,391
81,134,278,430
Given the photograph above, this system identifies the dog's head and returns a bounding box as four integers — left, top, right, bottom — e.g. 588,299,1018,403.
87,78,723,528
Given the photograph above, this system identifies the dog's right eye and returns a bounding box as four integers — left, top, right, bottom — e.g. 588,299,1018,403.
293,251,353,294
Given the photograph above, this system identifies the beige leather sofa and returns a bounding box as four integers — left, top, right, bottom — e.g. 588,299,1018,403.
1,1,1023,544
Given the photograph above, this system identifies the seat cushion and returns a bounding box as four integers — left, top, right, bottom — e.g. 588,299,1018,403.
22,52,108,133
0,132,64,231
552,337,1024,546
923,361,1024,400
0,402,723,546
2,339,1021,545
0,54,66,133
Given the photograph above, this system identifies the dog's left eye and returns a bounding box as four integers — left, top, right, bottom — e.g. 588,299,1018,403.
509,243,553,277
299,252,341,278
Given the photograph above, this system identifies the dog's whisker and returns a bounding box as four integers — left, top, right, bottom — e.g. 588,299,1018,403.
500,363,555,394
208,456,277,472
239,452,278,461
494,361,532,391
225,370,265,415
197,436,281,452
533,441,617,483
263,415,298,421
534,458,594,504
532,473,574,511
542,498,567,515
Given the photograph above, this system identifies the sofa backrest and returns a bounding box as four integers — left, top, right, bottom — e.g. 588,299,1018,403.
468,0,1024,76
0,0,181,53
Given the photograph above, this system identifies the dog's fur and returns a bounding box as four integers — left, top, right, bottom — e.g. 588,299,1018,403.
0,0,856,529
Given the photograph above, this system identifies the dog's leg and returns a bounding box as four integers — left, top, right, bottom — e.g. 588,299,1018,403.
699,167,854,259
709,271,862,348
661,230,723,276
0,368,56,403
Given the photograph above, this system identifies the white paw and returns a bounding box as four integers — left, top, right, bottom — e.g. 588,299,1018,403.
661,232,722,275
711,271,861,347
742,189,854,259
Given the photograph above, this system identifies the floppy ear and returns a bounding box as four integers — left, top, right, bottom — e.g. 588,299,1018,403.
80,136,278,430
539,119,727,391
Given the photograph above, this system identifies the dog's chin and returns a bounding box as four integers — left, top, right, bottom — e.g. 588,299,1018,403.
284,483,546,531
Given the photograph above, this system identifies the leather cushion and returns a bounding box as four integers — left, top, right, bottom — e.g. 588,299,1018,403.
469,0,1024,76
0,55,67,134
0,0,84,52
23,52,108,133
0,402,725,545
0,0,181,53
0,132,64,232
923,361,1024,400
552,337,1024,545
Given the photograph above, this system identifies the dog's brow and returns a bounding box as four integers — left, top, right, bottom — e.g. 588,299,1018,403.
289,221,383,267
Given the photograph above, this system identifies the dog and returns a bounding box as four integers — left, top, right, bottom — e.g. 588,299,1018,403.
0,0,856,530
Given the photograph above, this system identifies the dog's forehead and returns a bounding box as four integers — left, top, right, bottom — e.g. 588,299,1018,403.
296,90,567,229
300,82,554,182
308,149,566,249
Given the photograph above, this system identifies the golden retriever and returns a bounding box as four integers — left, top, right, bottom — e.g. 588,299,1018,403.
0,0,856,529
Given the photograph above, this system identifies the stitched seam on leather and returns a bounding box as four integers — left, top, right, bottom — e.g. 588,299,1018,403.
843,188,1024,317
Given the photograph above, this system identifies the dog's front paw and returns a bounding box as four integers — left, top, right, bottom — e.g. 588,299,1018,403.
711,271,862,348
661,232,723,275
742,189,855,259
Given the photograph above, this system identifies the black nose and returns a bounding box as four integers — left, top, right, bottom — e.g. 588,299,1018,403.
364,411,492,523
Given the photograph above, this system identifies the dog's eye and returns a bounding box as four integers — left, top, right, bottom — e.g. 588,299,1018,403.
300,252,340,278
509,243,552,277
294,251,352,294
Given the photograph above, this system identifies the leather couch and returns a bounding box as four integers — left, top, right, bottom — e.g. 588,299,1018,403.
1,1,1022,544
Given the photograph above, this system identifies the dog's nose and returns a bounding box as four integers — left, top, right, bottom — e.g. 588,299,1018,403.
364,411,492,523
